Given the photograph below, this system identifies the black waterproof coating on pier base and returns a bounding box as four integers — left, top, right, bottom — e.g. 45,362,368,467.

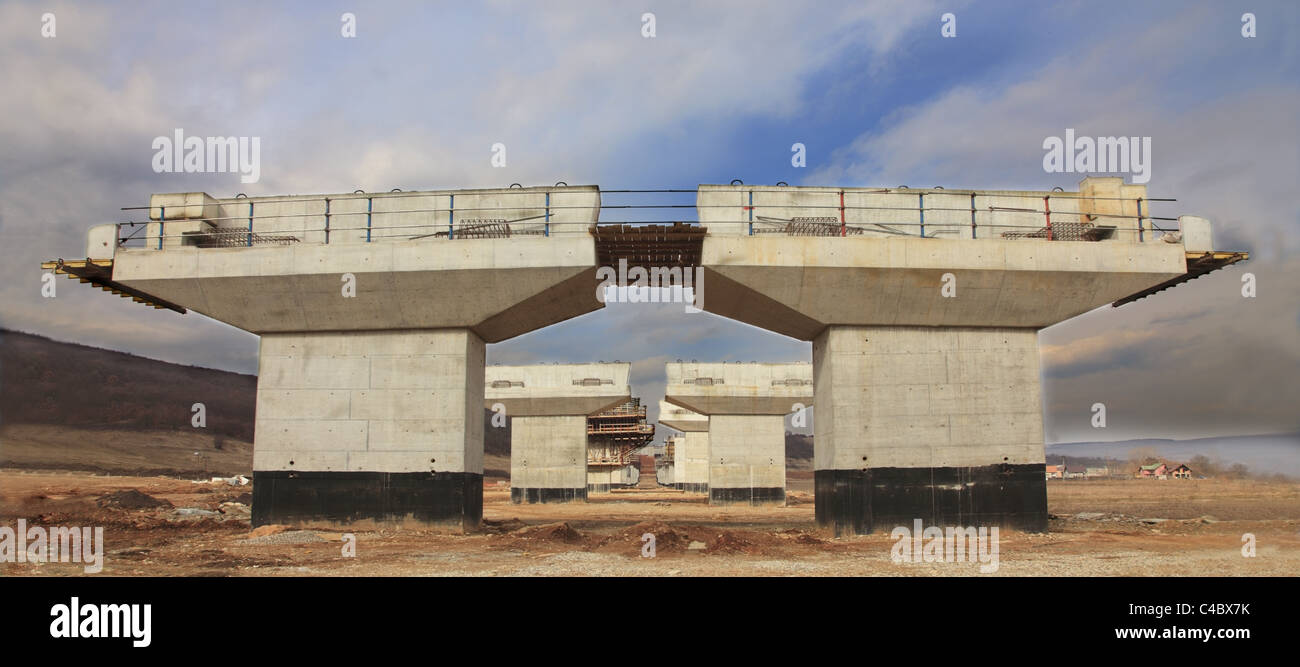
251,471,482,529
709,487,786,505
814,464,1048,536
510,487,587,504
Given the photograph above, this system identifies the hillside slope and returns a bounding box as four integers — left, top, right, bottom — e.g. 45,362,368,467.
1,329,256,440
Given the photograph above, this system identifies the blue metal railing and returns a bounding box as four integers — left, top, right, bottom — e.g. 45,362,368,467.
116,186,1178,248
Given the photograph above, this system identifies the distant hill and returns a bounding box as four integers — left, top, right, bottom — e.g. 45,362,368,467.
781,430,1294,479
1048,433,1300,479
786,432,813,460
1,329,257,441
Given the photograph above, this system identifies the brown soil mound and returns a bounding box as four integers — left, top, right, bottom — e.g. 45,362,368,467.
595,521,700,556
512,522,586,544
705,531,756,554
95,489,173,510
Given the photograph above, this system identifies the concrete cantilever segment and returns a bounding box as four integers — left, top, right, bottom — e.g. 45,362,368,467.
657,400,709,493
105,186,603,530
486,363,631,503
665,362,813,505
695,178,1197,535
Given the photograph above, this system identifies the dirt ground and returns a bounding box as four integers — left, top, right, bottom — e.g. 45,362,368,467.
1,469,1296,576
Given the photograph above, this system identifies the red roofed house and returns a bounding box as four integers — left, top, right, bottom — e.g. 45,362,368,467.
1136,462,1168,478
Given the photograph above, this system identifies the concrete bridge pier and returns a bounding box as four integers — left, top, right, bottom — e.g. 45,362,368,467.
676,432,710,494
812,326,1048,535
251,328,486,530
692,178,1230,534
486,363,631,504
658,400,710,494
707,414,787,505
62,185,605,530
665,362,813,506
508,415,589,503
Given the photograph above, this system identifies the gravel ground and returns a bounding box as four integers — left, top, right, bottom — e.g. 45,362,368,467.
3,470,1297,577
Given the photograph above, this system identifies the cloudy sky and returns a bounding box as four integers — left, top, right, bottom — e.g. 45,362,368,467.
1,0,1296,445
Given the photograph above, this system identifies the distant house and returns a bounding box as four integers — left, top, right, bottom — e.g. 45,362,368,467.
1085,466,1110,478
1065,464,1088,479
1136,462,1168,478
1045,464,1065,480
1167,464,1193,479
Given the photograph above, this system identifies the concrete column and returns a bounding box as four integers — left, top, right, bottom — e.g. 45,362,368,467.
659,400,711,493
678,431,710,493
587,462,639,491
813,326,1047,536
489,363,630,503
510,415,588,503
707,414,785,505
656,460,674,488
251,329,485,531
587,468,613,493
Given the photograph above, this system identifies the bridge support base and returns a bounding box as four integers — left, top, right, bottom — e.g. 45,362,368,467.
252,471,482,529
707,414,786,506
813,326,1049,536
510,415,588,504
510,487,588,503
250,329,486,531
